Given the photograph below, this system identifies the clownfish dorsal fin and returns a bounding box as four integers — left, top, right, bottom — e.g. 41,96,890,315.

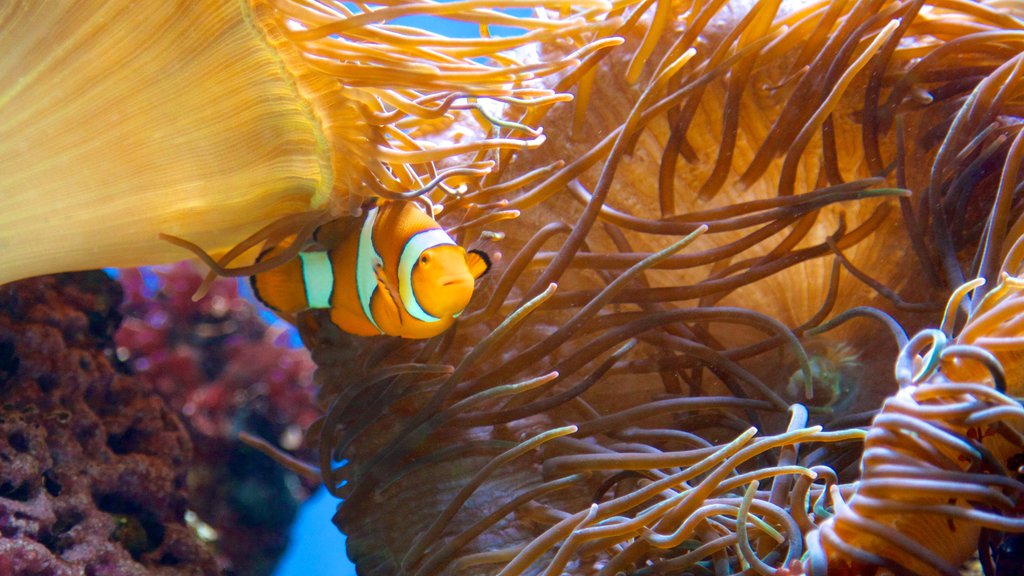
313,215,363,250
465,249,492,280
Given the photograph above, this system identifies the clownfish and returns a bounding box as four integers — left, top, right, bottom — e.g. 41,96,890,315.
250,201,490,339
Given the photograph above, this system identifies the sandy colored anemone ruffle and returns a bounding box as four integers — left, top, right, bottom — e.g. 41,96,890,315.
0,0,618,285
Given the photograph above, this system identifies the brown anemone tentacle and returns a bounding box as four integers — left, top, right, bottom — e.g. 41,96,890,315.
695,0,785,202
536,207,888,310
862,0,927,176
567,177,907,235
317,367,453,495
317,363,454,450
401,425,578,571
466,227,706,388
458,303,809,407
331,284,560,510
411,474,589,576
454,339,637,427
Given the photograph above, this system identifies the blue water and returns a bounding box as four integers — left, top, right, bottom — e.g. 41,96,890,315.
274,488,354,576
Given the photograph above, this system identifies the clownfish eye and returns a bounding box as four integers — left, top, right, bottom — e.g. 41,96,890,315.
420,254,430,265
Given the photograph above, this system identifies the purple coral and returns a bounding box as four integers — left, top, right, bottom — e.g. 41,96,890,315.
0,272,219,575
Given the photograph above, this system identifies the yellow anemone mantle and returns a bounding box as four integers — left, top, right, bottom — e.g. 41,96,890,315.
0,0,612,285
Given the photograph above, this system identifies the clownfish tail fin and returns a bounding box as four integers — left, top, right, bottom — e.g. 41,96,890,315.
250,250,307,314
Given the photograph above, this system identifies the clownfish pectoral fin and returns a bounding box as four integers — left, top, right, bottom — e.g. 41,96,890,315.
465,249,493,280
372,262,404,328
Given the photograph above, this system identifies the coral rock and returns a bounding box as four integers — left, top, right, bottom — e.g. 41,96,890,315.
0,272,218,575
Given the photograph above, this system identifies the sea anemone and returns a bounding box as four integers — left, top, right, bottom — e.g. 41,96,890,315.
812,253,1024,576
0,0,616,285
301,0,1024,574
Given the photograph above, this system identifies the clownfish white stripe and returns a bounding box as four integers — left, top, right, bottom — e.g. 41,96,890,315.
299,251,334,309
398,228,458,323
355,206,385,334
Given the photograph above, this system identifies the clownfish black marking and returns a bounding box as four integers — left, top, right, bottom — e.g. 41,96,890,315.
251,201,490,339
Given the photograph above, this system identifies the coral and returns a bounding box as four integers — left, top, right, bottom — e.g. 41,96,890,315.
0,272,218,575
115,263,318,575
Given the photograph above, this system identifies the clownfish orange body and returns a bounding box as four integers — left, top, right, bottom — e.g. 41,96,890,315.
251,201,490,339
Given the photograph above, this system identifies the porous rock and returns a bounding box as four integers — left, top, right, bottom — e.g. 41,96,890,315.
0,272,218,575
